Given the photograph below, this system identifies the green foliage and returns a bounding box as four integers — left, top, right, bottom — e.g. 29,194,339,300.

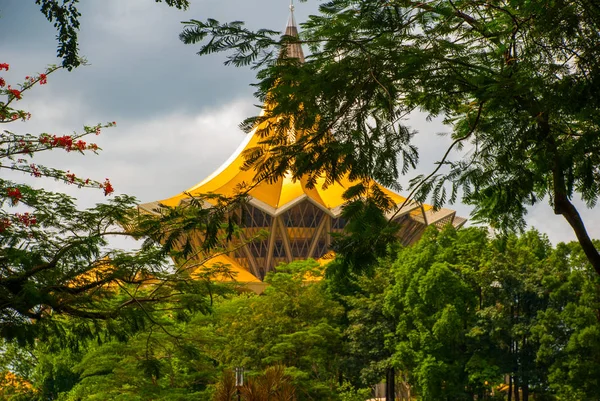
1,260,345,400
336,382,371,401
343,264,396,386
4,227,600,400
182,0,600,273
370,225,600,400
209,260,344,400
386,226,483,400
62,327,216,401
532,242,600,400
0,290,225,401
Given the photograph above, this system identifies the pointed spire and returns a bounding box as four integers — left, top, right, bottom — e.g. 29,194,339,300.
281,0,305,62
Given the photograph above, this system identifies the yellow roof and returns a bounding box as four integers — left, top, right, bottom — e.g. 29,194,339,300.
193,254,267,294
154,107,427,213
195,254,262,283
145,9,432,215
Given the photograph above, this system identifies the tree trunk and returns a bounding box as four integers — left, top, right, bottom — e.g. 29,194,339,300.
522,335,529,401
514,329,520,401
540,116,600,277
553,183,600,276
508,374,512,401
386,367,395,401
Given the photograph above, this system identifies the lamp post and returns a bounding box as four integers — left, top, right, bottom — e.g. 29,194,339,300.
235,366,244,401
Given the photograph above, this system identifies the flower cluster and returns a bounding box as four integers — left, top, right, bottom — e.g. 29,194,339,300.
38,134,100,153
8,88,22,100
40,134,73,150
0,213,38,232
15,139,32,155
100,179,114,196
0,110,31,121
65,171,76,184
52,135,73,149
15,212,37,227
1,63,54,108
0,63,7,88
75,140,87,151
6,188,23,205
30,164,42,177
25,73,48,85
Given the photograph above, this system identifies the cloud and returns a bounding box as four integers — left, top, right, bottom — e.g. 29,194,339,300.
98,98,256,202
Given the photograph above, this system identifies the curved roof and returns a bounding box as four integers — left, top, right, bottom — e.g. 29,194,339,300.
146,107,417,213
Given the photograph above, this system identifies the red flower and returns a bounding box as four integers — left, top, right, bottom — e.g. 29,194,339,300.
0,78,5,88
6,188,22,205
30,164,42,178
65,171,76,184
52,135,73,150
39,74,47,85
16,212,37,227
8,89,22,100
0,63,9,71
100,179,114,196
75,140,86,151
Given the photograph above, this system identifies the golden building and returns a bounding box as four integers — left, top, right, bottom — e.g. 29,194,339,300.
139,9,465,287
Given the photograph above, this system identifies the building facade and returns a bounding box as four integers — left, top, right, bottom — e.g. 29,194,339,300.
139,10,465,285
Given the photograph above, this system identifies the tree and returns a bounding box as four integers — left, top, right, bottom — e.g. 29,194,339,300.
180,0,600,275
380,225,599,401
0,292,224,401
532,241,600,400
385,226,484,400
209,260,345,400
0,63,223,344
472,230,557,401
344,264,401,401
61,325,217,400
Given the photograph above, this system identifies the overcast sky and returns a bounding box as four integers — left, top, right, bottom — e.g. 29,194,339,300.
1,0,598,245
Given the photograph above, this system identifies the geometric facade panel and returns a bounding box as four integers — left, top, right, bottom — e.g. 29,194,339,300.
231,199,335,279
225,198,464,279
